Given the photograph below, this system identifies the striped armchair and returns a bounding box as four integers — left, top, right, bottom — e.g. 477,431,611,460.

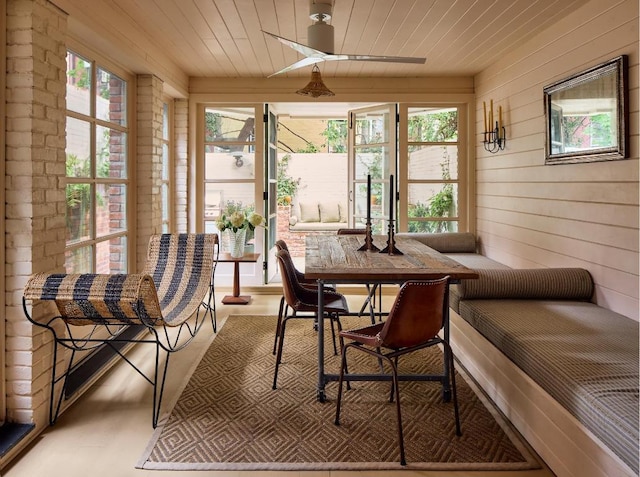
23,233,218,428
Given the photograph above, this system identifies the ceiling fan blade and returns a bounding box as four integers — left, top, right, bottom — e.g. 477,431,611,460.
325,53,426,64
267,57,324,77
262,30,328,58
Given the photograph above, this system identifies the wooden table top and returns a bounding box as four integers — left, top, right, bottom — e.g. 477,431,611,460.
304,234,478,282
216,252,261,263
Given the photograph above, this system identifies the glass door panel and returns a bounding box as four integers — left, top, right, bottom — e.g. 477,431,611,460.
348,105,397,234
265,105,278,283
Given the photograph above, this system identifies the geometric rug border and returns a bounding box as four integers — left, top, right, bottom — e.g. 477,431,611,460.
137,315,543,472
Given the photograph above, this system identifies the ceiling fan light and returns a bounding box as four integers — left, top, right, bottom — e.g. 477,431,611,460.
296,65,335,98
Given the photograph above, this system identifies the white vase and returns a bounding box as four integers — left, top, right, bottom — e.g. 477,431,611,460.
225,228,247,258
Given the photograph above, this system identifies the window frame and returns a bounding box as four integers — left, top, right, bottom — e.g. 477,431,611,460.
161,98,174,233
398,103,469,233
65,48,132,273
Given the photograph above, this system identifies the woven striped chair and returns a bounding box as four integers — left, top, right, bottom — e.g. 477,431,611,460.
22,233,218,428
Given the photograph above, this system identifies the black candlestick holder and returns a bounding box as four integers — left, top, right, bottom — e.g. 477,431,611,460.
357,221,380,252
380,220,402,255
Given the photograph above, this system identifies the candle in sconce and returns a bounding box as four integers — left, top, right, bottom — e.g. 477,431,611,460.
366,174,371,222
499,105,503,130
483,101,487,132
489,99,494,130
389,175,394,225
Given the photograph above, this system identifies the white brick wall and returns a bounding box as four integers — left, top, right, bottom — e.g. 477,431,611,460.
174,99,188,232
5,0,67,427
136,74,164,271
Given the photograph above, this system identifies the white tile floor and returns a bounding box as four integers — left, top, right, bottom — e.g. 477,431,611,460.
3,293,555,477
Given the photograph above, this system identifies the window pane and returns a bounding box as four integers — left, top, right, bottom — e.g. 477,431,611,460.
96,67,126,126
96,237,127,274
162,102,169,140
65,245,93,274
96,184,127,237
355,113,388,145
408,183,458,219
66,183,92,243
408,145,458,180
96,126,127,179
204,107,255,142
66,51,91,116
408,107,458,142
162,143,169,180
66,117,91,177
408,219,458,233
161,183,169,221
355,147,389,180
205,146,255,179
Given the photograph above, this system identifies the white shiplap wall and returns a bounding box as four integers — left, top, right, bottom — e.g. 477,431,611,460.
474,0,639,320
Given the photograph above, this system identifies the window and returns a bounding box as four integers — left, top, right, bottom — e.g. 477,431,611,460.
203,107,258,250
161,100,172,233
405,107,460,232
65,50,129,273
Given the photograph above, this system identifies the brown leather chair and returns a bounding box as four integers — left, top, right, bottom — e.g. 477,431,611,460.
273,239,330,354
273,248,350,390
334,277,461,466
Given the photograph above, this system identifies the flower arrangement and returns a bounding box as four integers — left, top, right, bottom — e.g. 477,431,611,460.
216,201,267,233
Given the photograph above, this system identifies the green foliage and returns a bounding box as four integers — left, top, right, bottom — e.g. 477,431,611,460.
407,151,455,233
322,120,347,152
408,110,458,142
277,154,301,205
68,63,90,89
297,142,319,153
204,112,222,141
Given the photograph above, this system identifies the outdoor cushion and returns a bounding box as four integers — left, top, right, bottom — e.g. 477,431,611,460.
299,202,320,222
319,202,341,223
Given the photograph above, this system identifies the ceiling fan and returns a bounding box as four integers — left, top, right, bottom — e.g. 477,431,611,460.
262,1,426,77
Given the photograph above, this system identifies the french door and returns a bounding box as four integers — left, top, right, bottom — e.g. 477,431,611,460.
264,105,278,283
200,104,265,287
347,104,398,232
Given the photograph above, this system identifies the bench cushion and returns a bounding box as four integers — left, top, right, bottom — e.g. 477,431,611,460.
458,298,639,474
396,232,477,253
458,268,594,301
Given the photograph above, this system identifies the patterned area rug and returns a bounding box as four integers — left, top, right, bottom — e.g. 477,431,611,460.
138,315,541,471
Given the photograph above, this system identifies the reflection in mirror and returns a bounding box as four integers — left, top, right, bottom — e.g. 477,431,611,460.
544,56,627,164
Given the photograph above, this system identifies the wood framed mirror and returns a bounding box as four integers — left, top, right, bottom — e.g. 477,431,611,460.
543,55,628,165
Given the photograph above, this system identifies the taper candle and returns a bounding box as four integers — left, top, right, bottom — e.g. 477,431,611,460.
499,105,503,130
489,99,493,129
389,175,394,225
366,174,371,222
483,101,487,132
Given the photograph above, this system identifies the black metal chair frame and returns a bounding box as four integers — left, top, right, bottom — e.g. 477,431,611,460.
22,233,219,428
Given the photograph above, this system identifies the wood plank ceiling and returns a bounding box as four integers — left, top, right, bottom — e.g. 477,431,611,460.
54,0,584,79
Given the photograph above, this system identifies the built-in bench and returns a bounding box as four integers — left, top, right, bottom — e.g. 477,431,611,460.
397,232,640,477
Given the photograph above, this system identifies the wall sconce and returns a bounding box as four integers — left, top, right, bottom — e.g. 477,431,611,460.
482,100,506,153
231,152,244,167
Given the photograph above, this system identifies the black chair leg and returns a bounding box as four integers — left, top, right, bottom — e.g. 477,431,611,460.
334,344,350,425
446,343,462,436
272,316,290,390
273,296,285,355
329,315,339,356
388,357,407,466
